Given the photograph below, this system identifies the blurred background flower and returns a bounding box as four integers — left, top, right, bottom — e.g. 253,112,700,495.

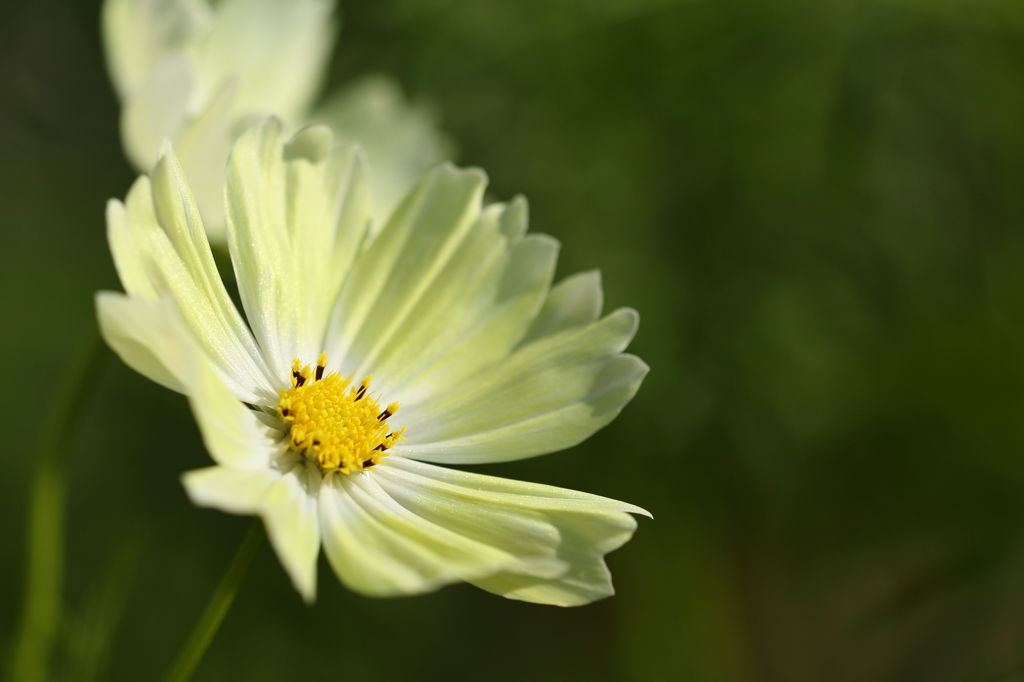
102,0,452,240
5,0,1024,680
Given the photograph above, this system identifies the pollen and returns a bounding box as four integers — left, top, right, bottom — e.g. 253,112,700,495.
277,353,406,474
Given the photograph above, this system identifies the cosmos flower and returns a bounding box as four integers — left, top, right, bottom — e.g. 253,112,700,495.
96,118,649,606
102,0,450,241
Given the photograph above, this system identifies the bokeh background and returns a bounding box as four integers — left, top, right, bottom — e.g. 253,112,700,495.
5,0,1024,680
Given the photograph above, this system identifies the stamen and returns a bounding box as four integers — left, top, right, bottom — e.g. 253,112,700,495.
378,402,399,422
315,352,327,381
277,355,405,474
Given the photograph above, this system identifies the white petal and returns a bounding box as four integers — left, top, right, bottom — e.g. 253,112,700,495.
189,0,334,124
225,118,371,377
96,291,187,393
183,458,322,602
395,309,647,464
318,472,542,598
106,197,158,301
119,53,193,171
325,164,487,372
259,461,321,602
183,335,288,471
362,198,556,399
116,145,277,403
171,78,237,240
98,291,286,470
519,269,603,345
182,465,276,515
102,0,211,100
375,458,647,606
307,74,454,230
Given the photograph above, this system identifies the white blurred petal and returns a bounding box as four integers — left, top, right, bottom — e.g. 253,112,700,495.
189,0,334,124
102,0,211,99
171,78,237,238
309,75,455,229
119,53,193,171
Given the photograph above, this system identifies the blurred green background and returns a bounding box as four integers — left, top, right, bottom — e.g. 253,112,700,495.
6,0,1024,680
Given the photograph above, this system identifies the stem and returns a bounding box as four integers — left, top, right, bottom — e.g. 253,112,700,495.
164,521,264,682
11,331,107,682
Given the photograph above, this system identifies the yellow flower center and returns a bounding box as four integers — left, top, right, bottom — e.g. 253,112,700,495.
276,353,406,474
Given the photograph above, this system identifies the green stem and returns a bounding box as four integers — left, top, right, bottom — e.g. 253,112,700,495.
164,521,264,682
11,331,107,682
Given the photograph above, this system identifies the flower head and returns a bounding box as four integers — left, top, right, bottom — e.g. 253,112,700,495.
97,118,649,606
102,0,450,240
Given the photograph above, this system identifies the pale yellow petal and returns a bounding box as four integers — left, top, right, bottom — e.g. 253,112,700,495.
395,309,646,463
95,292,187,393
325,164,487,372
307,74,454,229
102,0,210,99
519,269,603,346
119,144,277,403
361,198,555,398
260,461,321,602
225,118,371,378
182,465,276,515
317,472,544,598
189,0,334,124
374,457,647,606
119,53,193,171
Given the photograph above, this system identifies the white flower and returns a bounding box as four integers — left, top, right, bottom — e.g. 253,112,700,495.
96,118,649,606
102,0,451,241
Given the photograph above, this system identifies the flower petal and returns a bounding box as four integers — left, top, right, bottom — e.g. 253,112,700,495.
519,269,603,346
225,118,371,379
362,197,557,399
325,163,487,371
111,145,277,403
183,458,321,602
170,77,237,239
307,74,454,230
119,53,193,171
102,0,210,100
99,291,286,470
96,291,188,393
259,460,322,602
395,308,647,464
106,197,159,302
317,471,551,598
182,465,276,515
183,336,288,472
373,457,648,606
189,0,334,124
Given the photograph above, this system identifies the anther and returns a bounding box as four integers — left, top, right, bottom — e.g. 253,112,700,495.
278,356,404,475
